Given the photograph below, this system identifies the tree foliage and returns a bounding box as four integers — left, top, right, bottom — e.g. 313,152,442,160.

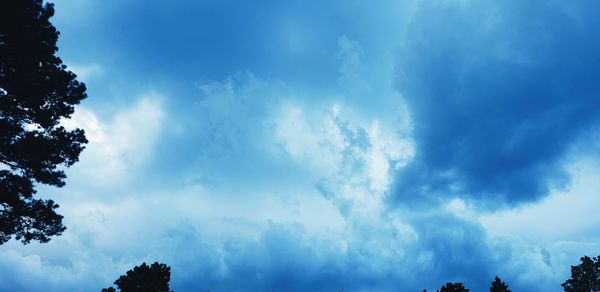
102,262,173,292
438,282,469,292
0,0,87,244
490,276,511,292
562,255,600,292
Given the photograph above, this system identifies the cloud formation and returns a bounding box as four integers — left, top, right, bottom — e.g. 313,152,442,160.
394,0,600,206
3,0,600,291
61,96,164,188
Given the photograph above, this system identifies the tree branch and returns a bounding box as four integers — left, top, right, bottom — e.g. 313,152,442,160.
0,158,21,170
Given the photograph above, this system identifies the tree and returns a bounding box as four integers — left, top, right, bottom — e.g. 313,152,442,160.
438,282,469,292
490,276,511,292
562,255,600,292
0,0,87,244
103,262,173,292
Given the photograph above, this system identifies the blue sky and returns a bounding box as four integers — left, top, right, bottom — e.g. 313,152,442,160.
2,0,600,291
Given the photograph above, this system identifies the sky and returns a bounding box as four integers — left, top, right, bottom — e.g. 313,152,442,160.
2,0,600,291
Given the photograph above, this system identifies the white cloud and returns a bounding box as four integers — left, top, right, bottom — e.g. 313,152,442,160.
454,155,600,288
272,100,414,218
66,63,103,82
480,157,600,241
61,95,164,187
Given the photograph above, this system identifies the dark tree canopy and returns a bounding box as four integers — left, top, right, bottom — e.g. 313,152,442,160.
562,255,600,292
490,276,511,292
0,0,87,244
438,282,469,292
102,262,173,292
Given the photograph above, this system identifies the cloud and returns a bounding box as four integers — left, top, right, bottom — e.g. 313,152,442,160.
337,36,369,92
273,100,414,218
481,156,600,241
61,95,164,188
66,63,103,82
476,153,600,288
0,69,422,291
156,210,507,292
5,1,600,291
393,0,600,206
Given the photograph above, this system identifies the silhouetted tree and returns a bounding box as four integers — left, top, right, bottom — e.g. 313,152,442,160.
490,276,511,292
103,262,173,292
438,282,469,292
0,0,87,244
562,255,600,292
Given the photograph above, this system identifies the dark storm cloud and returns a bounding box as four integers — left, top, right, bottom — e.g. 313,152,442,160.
393,0,600,206
162,217,504,292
